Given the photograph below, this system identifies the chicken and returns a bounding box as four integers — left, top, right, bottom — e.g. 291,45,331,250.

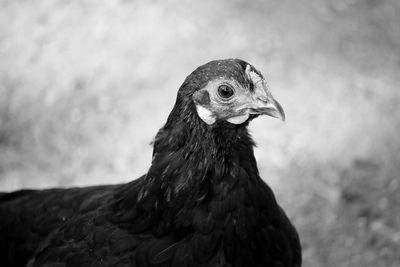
0,59,301,267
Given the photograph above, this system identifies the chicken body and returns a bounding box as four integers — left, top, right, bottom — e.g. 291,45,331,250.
0,59,301,267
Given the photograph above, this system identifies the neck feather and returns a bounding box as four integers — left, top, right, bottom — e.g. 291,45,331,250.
145,102,258,199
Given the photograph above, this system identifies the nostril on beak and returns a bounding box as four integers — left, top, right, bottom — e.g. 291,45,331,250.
257,96,269,102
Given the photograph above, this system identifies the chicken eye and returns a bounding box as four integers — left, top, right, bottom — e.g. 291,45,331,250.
217,85,234,99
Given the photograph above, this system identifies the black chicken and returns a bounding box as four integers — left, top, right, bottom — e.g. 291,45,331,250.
0,59,301,267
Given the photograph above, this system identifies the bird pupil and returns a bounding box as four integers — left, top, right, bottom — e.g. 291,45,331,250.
218,85,233,99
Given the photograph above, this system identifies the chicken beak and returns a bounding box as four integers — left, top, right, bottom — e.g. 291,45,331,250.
251,91,286,121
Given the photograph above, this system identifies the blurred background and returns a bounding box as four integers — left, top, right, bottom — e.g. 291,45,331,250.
0,0,399,266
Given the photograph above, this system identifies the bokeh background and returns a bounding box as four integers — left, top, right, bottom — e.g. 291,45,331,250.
1,0,399,266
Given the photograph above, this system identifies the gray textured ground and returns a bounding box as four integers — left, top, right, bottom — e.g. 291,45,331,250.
1,0,399,266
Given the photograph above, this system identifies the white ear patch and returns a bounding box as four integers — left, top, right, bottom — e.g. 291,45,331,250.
196,104,249,125
227,114,250,124
195,105,216,125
